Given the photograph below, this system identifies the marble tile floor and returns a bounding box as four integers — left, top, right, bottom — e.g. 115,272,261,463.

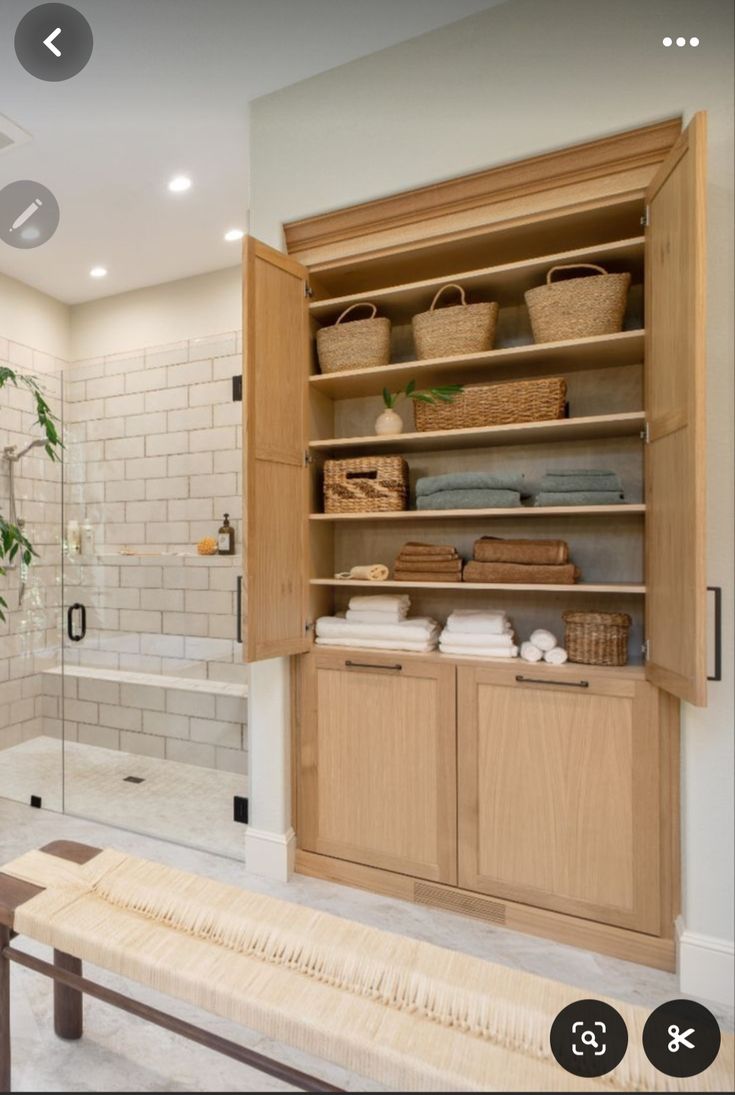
1,799,732,1092
0,738,246,860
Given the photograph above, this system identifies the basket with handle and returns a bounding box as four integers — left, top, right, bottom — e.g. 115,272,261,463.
316,303,391,374
562,610,631,666
414,376,566,432
524,264,631,343
323,455,408,514
412,284,498,360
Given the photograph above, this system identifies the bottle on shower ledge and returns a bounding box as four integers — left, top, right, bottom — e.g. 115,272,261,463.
217,513,235,555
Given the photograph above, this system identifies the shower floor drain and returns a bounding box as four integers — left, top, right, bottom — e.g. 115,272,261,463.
123,776,145,784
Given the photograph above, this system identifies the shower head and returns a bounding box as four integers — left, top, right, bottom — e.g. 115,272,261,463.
3,438,46,461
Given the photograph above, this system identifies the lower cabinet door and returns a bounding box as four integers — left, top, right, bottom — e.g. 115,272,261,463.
457,665,662,932
298,651,457,883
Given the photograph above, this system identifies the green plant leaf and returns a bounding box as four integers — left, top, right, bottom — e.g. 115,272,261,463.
405,378,416,397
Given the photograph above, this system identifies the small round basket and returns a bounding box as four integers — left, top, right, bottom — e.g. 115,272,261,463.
412,284,498,360
563,610,632,666
525,264,631,343
316,303,391,373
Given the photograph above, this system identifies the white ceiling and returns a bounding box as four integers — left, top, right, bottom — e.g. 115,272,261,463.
0,0,501,305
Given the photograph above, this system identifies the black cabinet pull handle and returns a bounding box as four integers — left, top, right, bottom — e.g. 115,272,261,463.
345,660,402,672
236,576,243,644
515,674,588,688
67,603,86,642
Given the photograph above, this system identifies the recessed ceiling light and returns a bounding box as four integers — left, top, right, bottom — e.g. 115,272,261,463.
224,228,245,242
90,266,107,278
168,174,192,193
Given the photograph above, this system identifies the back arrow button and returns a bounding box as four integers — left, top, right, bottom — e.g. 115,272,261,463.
43,27,62,56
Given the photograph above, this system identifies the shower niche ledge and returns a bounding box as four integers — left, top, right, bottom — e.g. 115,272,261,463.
44,665,249,698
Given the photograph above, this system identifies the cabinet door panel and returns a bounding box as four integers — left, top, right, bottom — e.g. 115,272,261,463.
644,113,707,705
243,237,311,661
298,652,456,883
458,668,660,932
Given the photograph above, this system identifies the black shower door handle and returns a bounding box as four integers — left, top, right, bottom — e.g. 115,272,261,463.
67,603,86,642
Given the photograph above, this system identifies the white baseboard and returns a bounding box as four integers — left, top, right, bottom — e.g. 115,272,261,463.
244,825,296,882
677,917,735,1008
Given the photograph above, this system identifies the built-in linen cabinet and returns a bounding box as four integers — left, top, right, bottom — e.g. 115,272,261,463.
243,115,706,969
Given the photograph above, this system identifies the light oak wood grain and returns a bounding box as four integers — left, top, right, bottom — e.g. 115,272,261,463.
644,113,707,706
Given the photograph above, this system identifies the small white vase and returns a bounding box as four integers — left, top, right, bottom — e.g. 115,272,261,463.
375,408,404,436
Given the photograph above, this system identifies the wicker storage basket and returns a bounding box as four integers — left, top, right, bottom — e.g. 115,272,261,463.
316,303,391,374
525,264,631,343
323,455,408,514
414,376,566,432
563,610,632,666
412,284,498,360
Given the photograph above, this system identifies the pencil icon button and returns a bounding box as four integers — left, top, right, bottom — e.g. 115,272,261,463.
15,4,93,82
0,182,60,249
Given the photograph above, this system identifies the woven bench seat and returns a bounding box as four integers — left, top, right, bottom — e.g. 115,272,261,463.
0,842,732,1092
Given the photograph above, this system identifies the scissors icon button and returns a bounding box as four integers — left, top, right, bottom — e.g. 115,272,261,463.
668,1025,695,1052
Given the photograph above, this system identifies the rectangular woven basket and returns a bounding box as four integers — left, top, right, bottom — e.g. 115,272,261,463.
563,611,631,666
413,376,566,432
323,455,408,514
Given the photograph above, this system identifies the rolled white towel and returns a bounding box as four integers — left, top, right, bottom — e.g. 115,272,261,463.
445,610,509,635
530,628,557,652
349,594,411,613
544,646,569,665
520,641,543,663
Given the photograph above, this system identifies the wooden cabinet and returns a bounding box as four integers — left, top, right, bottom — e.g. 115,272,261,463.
457,664,663,932
297,650,457,883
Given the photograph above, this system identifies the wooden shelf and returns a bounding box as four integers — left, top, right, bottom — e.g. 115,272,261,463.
311,504,645,522
309,237,644,323
310,330,644,401
310,411,645,455
311,644,646,675
311,578,645,594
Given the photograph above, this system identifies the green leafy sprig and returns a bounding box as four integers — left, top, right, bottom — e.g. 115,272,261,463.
382,379,463,409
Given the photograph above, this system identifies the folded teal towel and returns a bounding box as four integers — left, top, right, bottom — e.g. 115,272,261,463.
539,472,622,493
417,489,521,510
416,472,525,497
544,468,618,477
534,490,625,506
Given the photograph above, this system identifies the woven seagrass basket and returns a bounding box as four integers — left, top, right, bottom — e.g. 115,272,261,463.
412,284,498,360
323,455,408,514
525,264,631,343
563,610,631,666
413,376,566,432
316,303,391,373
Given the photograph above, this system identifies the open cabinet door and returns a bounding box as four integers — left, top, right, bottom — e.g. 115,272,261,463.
644,113,707,706
243,237,311,662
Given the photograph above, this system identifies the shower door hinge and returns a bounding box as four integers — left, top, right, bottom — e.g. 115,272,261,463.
640,421,650,443
305,619,314,634
641,639,650,661
641,207,650,227
304,450,313,466
304,282,313,298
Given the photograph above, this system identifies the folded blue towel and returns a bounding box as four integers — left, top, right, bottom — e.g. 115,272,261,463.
416,472,525,497
534,491,625,506
543,468,619,477
417,489,521,510
539,472,622,493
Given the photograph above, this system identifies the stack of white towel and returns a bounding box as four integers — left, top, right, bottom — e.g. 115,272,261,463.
439,610,518,658
316,595,440,653
520,629,568,665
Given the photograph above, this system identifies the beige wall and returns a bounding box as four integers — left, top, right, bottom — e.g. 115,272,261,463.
250,0,735,955
70,266,241,360
0,272,70,360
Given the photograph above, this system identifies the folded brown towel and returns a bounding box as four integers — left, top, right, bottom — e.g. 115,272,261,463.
394,570,463,583
473,537,569,565
463,561,580,584
396,556,460,573
400,541,458,557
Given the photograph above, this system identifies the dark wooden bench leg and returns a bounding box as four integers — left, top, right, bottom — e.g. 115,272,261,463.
53,951,83,1040
0,926,10,1093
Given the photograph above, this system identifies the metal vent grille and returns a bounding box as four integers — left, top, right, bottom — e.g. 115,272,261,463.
413,881,507,925
0,114,32,157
